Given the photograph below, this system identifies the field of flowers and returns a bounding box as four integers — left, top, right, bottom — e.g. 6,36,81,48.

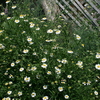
0,0,100,100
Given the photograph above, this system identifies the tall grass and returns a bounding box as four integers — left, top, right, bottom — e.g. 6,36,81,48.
0,0,100,100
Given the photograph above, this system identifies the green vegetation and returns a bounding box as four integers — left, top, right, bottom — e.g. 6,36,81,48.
0,0,100,100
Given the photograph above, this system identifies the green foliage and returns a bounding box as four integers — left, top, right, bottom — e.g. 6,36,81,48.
0,0,100,100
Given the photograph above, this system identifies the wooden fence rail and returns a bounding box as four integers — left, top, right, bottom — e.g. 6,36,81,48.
56,0,100,31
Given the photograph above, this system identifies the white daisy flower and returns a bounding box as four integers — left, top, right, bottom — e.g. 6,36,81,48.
22,31,26,34
45,40,52,42
47,29,53,33
18,91,22,96
94,91,98,95
42,96,49,100
7,17,11,20
9,81,13,85
67,50,73,53
61,79,66,84
24,76,31,82
55,30,61,34
29,41,34,45
50,53,53,57
78,65,83,68
61,59,68,64
43,85,48,89
41,63,47,68
7,91,12,95
41,58,47,62
36,27,40,30
47,71,52,75
76,61,83,66
9,74,14,78
23,49,29,53
24,20,29,22
15,20,20,23
19,67,24,72
58,25,62,28
55,68,61,74
29,84,32,87
31,92,36,97
0,30,4,33
11,62,15,67
12,6,17,9
87,80,91,85
82,82,87,85
19,14,26,18
64,95,69,99
15,60,20,64
31,66,37,71
3,97,11,100
27,37,32,42
95,64,100,70
33,52,37,55
96,53,100,59
6,0,11,3
76,35,81,40
42,17,47,20
1,12,5,15
67,75,72,79
58,86,63,92
0,44,5,49
30,23,35,28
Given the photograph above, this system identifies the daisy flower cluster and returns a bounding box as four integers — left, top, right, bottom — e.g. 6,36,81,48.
0,0,100,100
